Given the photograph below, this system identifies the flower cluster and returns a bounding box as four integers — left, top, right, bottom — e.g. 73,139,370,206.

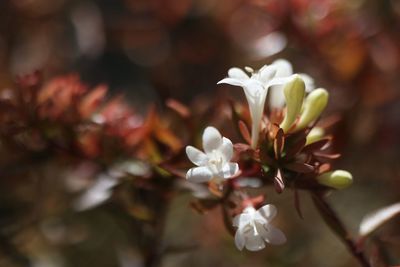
185,59,353,251
0,61,356,264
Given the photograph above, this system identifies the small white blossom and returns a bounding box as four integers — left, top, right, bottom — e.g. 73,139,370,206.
269,59,315,109
233,204,286,251
73,173,118,211
185,127,239,183
218,63,293,148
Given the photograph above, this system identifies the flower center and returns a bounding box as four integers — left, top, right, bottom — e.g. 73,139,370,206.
208,149,224,173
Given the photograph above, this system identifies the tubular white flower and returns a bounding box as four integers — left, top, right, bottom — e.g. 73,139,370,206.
185,127,239,183
269,59,315,109
218,63,294,148
233,204,286,251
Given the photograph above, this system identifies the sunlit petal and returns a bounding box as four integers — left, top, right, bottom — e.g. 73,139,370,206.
185,146,208,166
221,163,239,178
219,137,233,162
202,126,223,154
228,67,249,79
186,167,213,183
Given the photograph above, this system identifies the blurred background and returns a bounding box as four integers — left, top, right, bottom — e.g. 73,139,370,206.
0,0,400,266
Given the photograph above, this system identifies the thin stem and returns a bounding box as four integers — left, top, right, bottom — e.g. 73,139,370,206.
250,118,259,149
311,193,371,267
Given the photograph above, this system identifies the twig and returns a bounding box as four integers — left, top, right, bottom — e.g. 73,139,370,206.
311,193,371,267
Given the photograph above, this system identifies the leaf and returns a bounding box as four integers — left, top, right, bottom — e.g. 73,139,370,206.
274,128,285,159
285,137,307,159
285,162,314,173
208,182,223,198
359,202,400,237
166,98,190,118
229,100,247,142
238,120,251,145
79,85,107,118
302,138,331,153
313,152,341,160
233,143,251,152
274,168,285,193
242,195,265,209
318,163,331,173
259,140,276,166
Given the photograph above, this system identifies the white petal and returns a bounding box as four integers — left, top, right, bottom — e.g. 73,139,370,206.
217,78,244,87
73,174,117,211
185,146,208,166
234,229,246,250
268,75,296,87
228,67,249,79
202,126,223,154
219,137,233,161
245,234,266,251
221,163,239,179
186,167,213,183
257,65,277,84
268,85,286,108
299,73,315,92
263,225,286,245
257,204,277,221
233,213,252,227
272,59,293,77
242,79,265,99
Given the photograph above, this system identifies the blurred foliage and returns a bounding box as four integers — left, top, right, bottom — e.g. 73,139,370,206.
0,0,399,267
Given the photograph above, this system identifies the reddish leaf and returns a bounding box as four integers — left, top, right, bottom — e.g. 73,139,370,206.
259,141,276,166
274,168,285,193
274,128,285,159
285,137,307,159
154,127,182,152
79,85,107,118
238,120,251,145
233,143,251,153
302,138,331,153
314,152,341,160
208,182,223,198
242,195,265,209
166,98,190,118
285,162,314,173
318,163,332,173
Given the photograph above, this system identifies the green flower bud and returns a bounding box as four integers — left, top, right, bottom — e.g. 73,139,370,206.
306,127,325,145
295,88,329,131
279,75,305,132
317,170,353,189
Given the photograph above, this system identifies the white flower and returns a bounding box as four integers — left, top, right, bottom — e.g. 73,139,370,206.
73,173,118,211
269,59,315,109
186,127,239,183
233,204,286,251
218,64,293,148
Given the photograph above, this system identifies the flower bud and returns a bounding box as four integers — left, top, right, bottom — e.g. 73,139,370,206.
317,170,353,189
279,75,305,132
306,127,325,145
295,88,328,131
